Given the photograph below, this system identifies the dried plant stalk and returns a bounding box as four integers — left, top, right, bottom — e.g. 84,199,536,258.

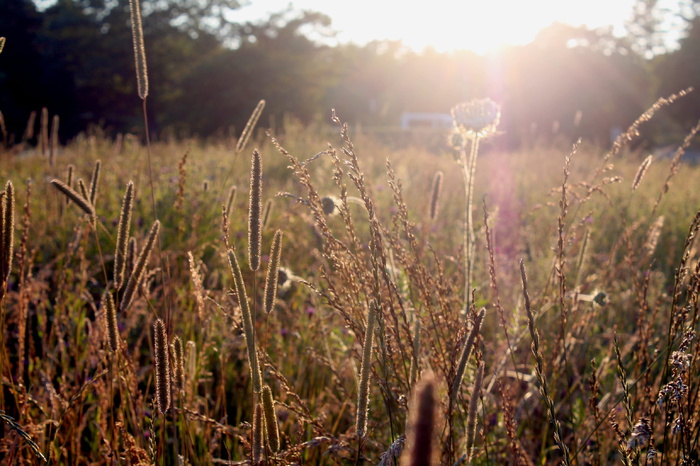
2,181,13,284
632,155,653,191
261,385,280,452
227,249,263,393
356,300,379,438
429,171,443,221
465,362,485,462
153,318,170,414
402,374,437,466
225,185,237,215
252,403,264,464
129,0,148,100
172,336,185,394
50,179,95,224
103,291,119,352
262,199,273,230
236,100,265,153
263,230,283,315
0,37,5,54
88,160,101,207
120,220,160,313
451,308,485,406
114,181,134,290
50,114,59,167
40,107,48,158
248,149,262,271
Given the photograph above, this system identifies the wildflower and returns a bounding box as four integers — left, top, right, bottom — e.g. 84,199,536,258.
451,98,501,138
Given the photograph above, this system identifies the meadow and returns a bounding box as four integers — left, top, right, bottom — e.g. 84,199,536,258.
1,88,700,466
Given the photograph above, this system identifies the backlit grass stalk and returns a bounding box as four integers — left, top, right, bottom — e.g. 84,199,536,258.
249,149,262,272
172,336,185,394
402,374,437,466
263,230,283,315
261,385,280,452
227,249,263,393
114,181,134,290
153,318,170,414
50,179,95,225
129,0,148,100
103,291,119,352
356,300,379,439
1,181,13,288
519,259,571,465
252,403,264,464
429,170,443,221
50,114,59,167
120,220,160,313
451,308,485,407
88,160,101,207
465,361,485,463
236,100,265,154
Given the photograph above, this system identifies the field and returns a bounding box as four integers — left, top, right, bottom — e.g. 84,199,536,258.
1,95,700,466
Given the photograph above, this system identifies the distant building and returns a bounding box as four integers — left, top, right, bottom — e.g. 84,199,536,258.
400,112,453,129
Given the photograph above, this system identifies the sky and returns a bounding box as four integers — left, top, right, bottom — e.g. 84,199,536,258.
229,0,682,54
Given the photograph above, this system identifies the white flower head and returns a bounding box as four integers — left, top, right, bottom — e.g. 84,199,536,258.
451,98,501,138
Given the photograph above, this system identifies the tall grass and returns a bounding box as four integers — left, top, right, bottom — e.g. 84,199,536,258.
2,88,700,465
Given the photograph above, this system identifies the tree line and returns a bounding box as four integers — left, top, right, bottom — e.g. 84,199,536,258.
1,0,700,147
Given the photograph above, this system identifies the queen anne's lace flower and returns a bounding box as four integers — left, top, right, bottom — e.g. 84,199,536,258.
451,98,501,137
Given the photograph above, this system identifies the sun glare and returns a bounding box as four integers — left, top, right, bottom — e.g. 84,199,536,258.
235,0,638,54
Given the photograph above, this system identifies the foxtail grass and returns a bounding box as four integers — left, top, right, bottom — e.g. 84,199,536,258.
0,37,4,54
236,100,265,154
465,361,485,463
153,318,170,414
120,220,160,313
261,385,280,452
227,249,263,393
114,181,134,290
40,107,48,158
172,336,185,394
429,170,443,221
1,181,13,287
632,155,653,191
402,373,437,466
252,403,264,464
103,291,119,352
50,179,95,225
50,114,59,167
225,185,237,215
451,308,485,407
88,160,101,207
248,149,262,271
263,230,283,315
356,300,379,439
129,0,148,100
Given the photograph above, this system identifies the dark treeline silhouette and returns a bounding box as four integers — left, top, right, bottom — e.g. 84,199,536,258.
1,0,699,147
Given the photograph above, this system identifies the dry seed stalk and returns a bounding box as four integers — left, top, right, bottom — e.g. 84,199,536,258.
402,374,437,466
0,111,7,148
465,362,485,463
248,149,262,271
225,185,237,215
187,252,206,319
172,336,185,394
103,291,119,352
236,100,265,153
263,230,283,315
451,308,485,406
120,220,160,313
77,179,89,205
0,37,4,54
429,171,443,221
40,107,48,158
50,114,59,167
2,181,13,284
261,385,280,452
124,237,137,287
23,110,36,142
50,179,95,224
356,300,379,438
153,318,170,414
632,155,653,191
262,199,273,230
129,0,148,100
227,249,263,393
520,259,571,465
114,181,134,290
88,160,101,207
252,403,264,464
